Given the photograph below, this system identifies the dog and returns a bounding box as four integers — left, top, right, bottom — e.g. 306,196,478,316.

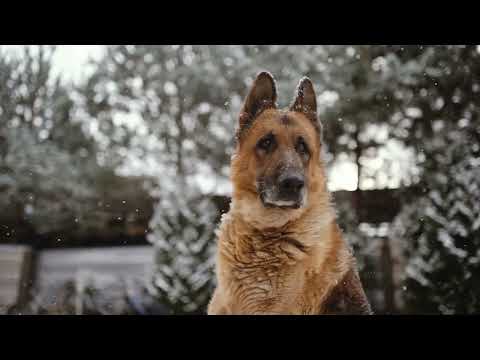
208,72,371,315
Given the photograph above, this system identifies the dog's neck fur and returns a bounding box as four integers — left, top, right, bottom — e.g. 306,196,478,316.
229,190,335,245
214,189,352,314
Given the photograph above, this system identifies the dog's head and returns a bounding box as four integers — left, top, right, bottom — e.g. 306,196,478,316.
231,72,327,224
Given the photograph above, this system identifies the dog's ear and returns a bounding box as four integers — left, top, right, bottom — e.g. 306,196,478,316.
239,71,277,131
290,76,317,117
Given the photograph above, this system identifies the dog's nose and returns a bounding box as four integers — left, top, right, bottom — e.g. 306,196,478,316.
278,175,305,196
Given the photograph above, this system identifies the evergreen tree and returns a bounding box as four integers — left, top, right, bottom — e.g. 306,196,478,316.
149,182,217,314
394,126,480,313
393,45,480,313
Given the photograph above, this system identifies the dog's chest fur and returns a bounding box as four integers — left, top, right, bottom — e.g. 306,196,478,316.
212,209,355,315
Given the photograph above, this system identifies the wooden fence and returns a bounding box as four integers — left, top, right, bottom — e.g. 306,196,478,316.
0,245,154,313
1,188,410,314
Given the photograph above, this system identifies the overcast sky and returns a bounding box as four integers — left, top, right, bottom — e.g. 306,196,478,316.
2,45,106,84
51,45,106,83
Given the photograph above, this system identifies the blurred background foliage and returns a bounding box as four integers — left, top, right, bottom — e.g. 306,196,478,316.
1,45,479,314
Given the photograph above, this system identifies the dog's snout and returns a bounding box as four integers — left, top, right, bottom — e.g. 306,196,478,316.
278,175,305,195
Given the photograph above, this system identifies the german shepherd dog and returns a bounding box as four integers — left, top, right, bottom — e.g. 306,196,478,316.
208,72,371,315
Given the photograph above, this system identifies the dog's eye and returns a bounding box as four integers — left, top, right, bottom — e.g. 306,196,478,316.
257,134,275,152
296,137,310,156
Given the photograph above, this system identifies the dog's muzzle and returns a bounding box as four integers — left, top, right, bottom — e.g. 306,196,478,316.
259,172,306,209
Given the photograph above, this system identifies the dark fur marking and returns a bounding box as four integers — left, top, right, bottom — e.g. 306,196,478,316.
282,237,308,253
279,114,293,126
323,268,373,315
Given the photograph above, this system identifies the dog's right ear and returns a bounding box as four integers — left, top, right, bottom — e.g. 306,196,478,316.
238,71,277,132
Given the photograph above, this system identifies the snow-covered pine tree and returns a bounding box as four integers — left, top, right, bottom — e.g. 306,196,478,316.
394,127,480,314
393,45,480,313
148,181,217,314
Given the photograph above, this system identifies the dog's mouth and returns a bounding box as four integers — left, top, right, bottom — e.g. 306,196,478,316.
259,192,304,210
257,177,307,210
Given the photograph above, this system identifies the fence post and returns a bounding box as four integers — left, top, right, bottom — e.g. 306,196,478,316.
0,245,34,314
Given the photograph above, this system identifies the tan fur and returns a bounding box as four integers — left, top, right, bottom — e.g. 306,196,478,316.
208,76,371,315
